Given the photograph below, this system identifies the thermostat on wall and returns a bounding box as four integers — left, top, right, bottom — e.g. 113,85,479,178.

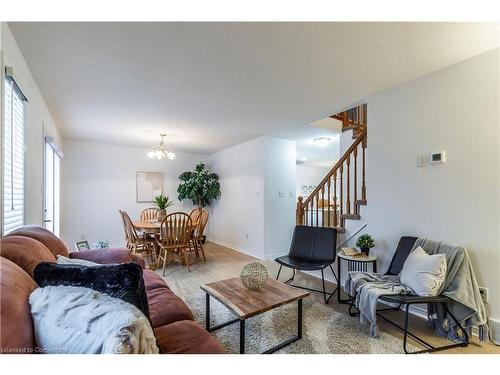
431,151,447,164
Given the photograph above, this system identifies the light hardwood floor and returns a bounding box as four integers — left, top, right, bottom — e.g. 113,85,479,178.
153,241,500,354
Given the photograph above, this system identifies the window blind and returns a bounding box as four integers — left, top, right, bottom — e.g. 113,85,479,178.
3,75,26,234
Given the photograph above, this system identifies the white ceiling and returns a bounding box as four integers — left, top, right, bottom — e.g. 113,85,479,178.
8,22,500,155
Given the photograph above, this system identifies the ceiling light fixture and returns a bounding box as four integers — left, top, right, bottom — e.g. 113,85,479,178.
313,137,331,147
147,134,176,160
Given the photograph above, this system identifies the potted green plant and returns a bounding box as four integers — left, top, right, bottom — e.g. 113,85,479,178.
153,195,175,221
356,234,375,255
177,163,221,208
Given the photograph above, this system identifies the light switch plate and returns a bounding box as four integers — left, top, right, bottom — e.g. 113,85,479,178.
417,155,427,167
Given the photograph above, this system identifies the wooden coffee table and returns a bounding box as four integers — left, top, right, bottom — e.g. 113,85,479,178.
201,277,309,354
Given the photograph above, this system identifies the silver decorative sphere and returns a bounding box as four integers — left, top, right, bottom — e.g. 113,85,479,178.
240,262,268,290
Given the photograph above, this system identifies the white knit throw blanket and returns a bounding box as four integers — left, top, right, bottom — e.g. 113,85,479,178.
345,272,408,337
29,286,159,354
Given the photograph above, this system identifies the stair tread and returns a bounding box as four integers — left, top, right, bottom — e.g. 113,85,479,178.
341,213,361,220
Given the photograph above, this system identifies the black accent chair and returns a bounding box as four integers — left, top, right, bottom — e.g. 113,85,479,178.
348,236,469,354
275,226,338,303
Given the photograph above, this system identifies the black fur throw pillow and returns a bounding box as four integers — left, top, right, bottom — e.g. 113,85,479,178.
33,262,150,320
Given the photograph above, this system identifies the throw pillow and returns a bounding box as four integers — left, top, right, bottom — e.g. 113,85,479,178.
33,262,150,319
29,285,159,354
56,255,99,267
400,246,447,296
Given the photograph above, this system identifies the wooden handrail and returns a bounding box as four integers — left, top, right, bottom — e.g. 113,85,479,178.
302,127,367,208
330,103,367,132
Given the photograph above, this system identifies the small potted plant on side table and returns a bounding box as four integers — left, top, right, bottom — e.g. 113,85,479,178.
356,234,375,255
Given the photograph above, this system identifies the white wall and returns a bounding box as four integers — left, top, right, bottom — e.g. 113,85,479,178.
296,164,329,199
339,128,354,156
0,23,63,232
61,139,207,248
208,136,296,259
263,137,296,259
366,49,500,335
207,137,266,258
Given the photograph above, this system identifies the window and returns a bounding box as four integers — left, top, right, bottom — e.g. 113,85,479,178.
3,74,27,234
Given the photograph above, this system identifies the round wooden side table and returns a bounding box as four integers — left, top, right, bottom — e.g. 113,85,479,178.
336,252,377,303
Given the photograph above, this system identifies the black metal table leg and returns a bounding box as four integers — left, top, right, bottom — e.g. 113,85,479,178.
206,294,306,354
240,319,246,354
205,293,210,330
205,292,239,332
321,268,327,303
262,299,303,354
337,257,352,304
297,299,303,339
337,257,341,302
403,304,410,354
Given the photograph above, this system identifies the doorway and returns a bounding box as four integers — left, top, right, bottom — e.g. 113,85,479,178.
43,136,61,236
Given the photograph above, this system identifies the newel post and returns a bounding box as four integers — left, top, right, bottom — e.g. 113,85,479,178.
296,196,305,225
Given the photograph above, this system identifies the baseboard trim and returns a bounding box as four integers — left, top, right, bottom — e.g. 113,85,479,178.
303,269,337,283
264,252,288,261
208,239,289,262
207,239,265,260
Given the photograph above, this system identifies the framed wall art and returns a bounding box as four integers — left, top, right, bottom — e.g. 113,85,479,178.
136,171,163,203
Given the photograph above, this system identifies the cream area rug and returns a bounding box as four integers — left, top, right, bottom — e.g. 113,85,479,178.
183,294,418,354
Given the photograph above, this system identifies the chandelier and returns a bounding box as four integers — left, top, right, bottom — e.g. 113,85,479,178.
147,134,176,160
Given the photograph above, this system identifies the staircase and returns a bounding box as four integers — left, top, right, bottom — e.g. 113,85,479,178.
331,103,367,138
296,104,367,234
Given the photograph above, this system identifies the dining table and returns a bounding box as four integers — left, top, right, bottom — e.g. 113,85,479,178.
132,218,198,270
132,219,199,233
132,220,161,234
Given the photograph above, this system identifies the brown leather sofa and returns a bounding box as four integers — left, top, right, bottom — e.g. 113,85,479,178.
0,226,224,354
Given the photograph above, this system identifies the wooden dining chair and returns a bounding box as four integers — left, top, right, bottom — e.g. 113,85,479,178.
156,212,193,275
189,208,202,226
119,209,129,247
189,209,209,262
140,207,159,241
122,210,156,261
140,207,159,221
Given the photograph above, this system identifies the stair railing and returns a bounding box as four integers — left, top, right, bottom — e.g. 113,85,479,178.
331,103,367,135
296,127,367,231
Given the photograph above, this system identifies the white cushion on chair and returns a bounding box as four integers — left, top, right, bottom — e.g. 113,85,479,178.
400,246,447,296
